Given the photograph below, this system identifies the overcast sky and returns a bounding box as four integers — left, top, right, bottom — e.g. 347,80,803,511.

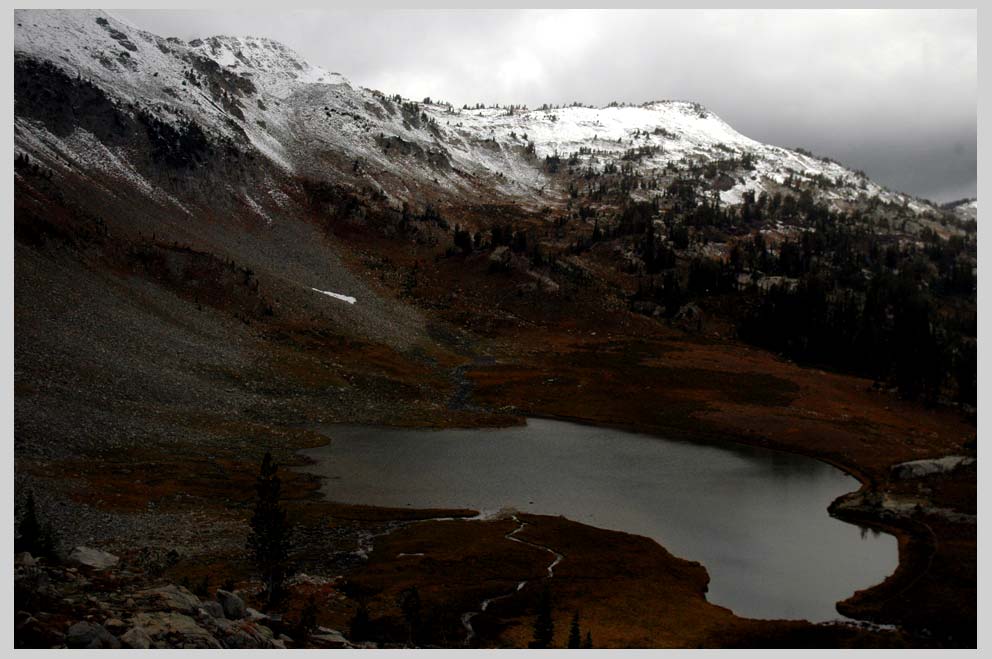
113,9,976,203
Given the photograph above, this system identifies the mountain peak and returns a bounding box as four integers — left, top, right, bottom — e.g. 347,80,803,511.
187,34,349,89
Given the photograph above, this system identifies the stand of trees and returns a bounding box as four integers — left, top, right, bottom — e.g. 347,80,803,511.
622,187,975,405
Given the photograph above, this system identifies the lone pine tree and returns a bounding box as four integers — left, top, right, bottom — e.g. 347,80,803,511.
349,601,372,642
247,451,291,605
567,611,582,648
398,586,423,646
16,490,55,558
296,595,319,643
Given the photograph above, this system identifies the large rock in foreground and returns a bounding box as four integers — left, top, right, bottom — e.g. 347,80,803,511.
135,584,203,615
67,546,119,570
130,612,222,649
65,621,120,649
216,589,246,619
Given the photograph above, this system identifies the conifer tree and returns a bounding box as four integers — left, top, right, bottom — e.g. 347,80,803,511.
16,490,55,558
350,601,372,642
529,586,554,648
297,595,319,643
247,451,291,605
398,586,423,645
567,611,581,648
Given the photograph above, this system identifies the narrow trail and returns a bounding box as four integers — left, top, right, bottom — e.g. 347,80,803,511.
461,514,564,647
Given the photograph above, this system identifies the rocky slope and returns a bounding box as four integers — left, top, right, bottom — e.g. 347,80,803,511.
15,549,358,649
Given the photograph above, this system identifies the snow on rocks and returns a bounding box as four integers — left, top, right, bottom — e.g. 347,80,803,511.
948,199,977,223
13,9,954,218
890,455,975,480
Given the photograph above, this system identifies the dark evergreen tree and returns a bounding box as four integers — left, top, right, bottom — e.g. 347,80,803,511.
512,229,529,254
194,575,210,598
660,270,684,318
567,611,581,648
296,595,319,644
583,630,593,649
453,224,473,255
398,586,423,646
16,491,55,558
247,451,291,606
529,586,554,648
349,602,372,642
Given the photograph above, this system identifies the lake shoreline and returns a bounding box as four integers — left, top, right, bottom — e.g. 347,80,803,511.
521,411,926,626
297,417,898,625
293,401,963,644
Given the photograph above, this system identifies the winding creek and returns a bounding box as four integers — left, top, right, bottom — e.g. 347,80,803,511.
298,418,897,623
460,515,564,645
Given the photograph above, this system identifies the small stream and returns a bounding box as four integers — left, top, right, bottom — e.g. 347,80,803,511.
460,514,564,645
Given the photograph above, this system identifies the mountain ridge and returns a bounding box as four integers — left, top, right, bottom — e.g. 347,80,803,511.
15,8,969,229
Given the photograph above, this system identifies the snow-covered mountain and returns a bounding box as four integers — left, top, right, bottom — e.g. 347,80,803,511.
945,198,977,224
14,9,964,225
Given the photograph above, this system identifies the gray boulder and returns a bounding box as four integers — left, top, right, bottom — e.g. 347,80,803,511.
136,584,202,614
67,546,119,570
120,627,153,649
103,618,128,635
130,611,221,649
223,630,260,649
216,589,246,620
244,607,268,623
311,628,351,649
207,613,277,648
14,552,36,567
65,621,121,649
200,600,225,619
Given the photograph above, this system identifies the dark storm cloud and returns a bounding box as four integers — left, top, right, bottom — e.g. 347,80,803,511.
112,9,976,203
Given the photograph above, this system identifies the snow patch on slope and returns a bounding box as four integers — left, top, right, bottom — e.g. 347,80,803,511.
311,288,357,304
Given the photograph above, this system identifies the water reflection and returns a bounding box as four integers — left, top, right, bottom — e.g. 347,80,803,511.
860,526,882,540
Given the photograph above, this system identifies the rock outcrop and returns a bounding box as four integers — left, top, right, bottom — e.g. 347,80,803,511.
13,552,355,649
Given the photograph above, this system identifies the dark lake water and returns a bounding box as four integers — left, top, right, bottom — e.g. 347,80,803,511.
298,418,897,622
